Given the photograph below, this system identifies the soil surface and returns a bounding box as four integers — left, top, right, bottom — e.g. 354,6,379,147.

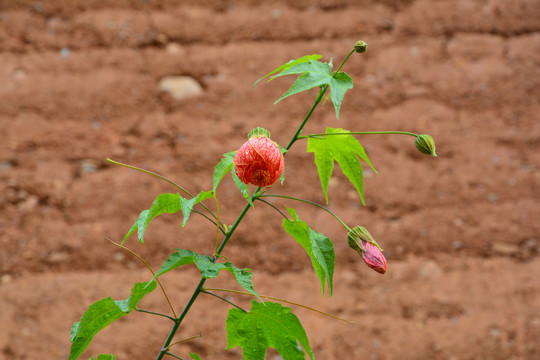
1,1,539,359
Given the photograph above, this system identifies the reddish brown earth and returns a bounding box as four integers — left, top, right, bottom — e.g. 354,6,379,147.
1,1,539,359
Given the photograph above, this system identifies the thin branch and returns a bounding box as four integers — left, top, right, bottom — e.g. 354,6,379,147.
135,308,176,322
106,158,218,221
163,352,184,360
204,288,355,324
166,333,203,350
104,237,177,318
259,194,350,231
256,198,289,219
297,130,418,140
192,209,226,234
201,290,248,312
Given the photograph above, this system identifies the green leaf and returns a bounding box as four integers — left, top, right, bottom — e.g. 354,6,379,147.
149,249,262,301
123,209,149,244
89,355,116,360
231,168,253,207
270,58,353,119
222,262,262,302
179,191,214,227
215,151,254,207
254,54,322,86
124,193,182,243
123,190,213,243
226,300,314,360
189,353,203,360
69,281,157,360
213,152,235,192
273,59,332,102
328,72,354,118
282,208,335,296
307,127,377,205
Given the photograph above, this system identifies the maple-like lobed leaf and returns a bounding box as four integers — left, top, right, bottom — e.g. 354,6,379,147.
307,127,377,205
226,300,315,360
264,57,353,119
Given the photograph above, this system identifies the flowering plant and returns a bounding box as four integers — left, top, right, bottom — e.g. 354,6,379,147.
68,41,436,360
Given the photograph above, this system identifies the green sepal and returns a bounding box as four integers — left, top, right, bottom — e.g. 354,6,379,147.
415,134,437,157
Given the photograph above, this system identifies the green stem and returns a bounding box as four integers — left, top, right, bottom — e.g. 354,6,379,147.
156,278,206,360
155,46,359,360
297,131,418,140
334,49,355,73
285,85,328,150
215,188,261,256
259,194,350,231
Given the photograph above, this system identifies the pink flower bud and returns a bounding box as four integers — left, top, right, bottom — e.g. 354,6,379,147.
233,131,284,187
360,240,387,274
347,226,387,274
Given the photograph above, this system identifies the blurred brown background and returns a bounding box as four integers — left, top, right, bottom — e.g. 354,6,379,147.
0,1,539,359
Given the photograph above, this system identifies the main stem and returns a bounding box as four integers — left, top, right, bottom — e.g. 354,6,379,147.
155,47,357,360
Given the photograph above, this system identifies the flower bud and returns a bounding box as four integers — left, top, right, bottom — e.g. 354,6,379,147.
415,134,437,157
354,40,368,53
347,226,387,274
233,128,284,187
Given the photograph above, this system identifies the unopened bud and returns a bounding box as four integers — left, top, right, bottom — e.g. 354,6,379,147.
354,40,368,53
415,134,437,157
347,226,387,274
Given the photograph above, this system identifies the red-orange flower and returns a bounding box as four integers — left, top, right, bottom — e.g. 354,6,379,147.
233,135,284,187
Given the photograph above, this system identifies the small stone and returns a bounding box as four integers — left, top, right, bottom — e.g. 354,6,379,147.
60,47,70,58
165,43,184,55
114,252,125,262
451,240,464,249
18,195,39,212
0,160,14,172
418,260,442,279
492,241,520,256
47,251,69,264
158,76,203,100
80,159,99,173
1,274,12,285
